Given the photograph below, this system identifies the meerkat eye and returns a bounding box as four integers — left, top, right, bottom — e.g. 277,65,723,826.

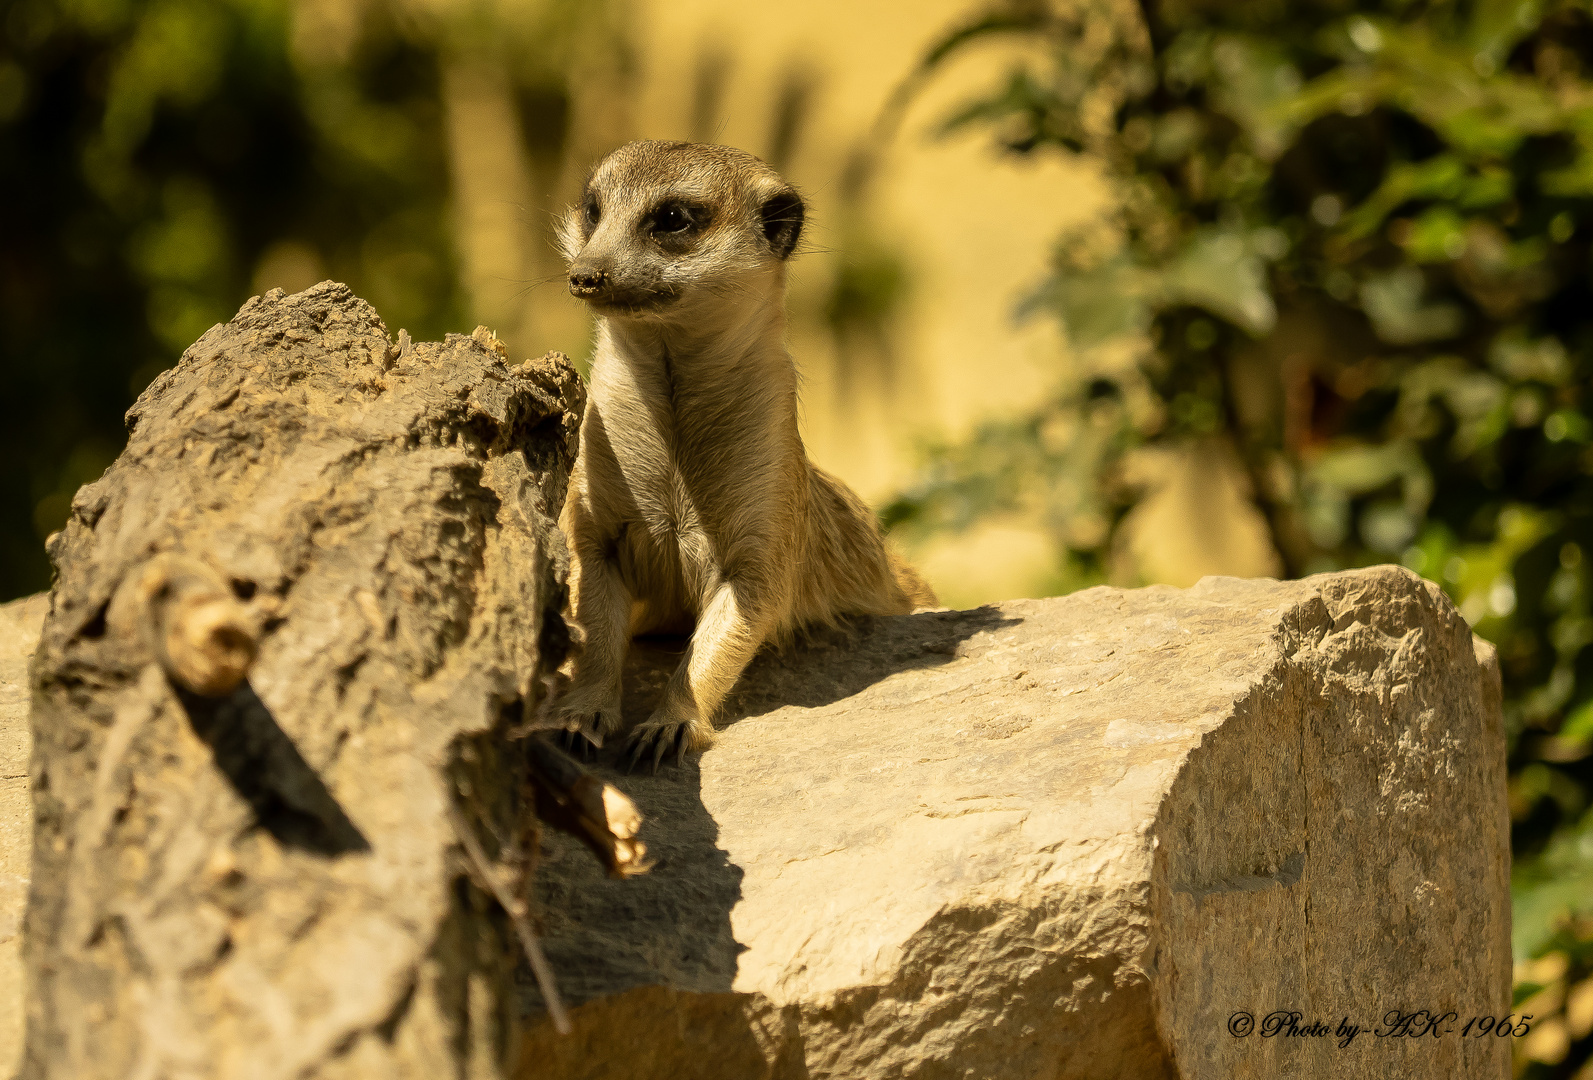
583,196,600,228
651,203,693,234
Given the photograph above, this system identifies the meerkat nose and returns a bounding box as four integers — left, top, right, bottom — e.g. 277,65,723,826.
569,265,610,298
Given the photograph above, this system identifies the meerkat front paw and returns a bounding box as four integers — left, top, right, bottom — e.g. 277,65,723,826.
548,684,622,758
623,705,714,774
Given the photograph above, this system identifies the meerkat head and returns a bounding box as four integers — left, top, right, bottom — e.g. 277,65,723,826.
561,141,805,323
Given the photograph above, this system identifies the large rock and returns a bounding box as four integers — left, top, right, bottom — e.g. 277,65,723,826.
522,567,1510,1079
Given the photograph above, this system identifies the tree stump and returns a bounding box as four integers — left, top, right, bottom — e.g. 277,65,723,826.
23,282,592,1078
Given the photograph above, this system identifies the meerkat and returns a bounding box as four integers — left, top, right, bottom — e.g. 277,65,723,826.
553,140,936,770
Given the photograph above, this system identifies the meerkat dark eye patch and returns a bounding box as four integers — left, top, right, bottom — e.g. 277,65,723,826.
582,195,600,231
760,188,804,259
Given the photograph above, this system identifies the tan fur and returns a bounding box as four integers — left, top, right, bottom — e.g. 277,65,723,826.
554,140,936,762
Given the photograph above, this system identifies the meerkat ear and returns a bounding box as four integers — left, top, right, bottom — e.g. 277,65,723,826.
759,188,804,259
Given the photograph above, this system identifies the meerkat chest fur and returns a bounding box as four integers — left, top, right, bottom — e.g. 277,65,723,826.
554,141,935,765
587,306,806,609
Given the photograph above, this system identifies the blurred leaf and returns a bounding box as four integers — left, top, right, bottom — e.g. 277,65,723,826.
1203,32,1303,160
1036,256,1154,347
1540,149,1593,197
1159,226,1278,335
1360,266,1465,343
1515,808,1593,958
1563,700,1593,741
916,7,1050,73
1490,331,1574,385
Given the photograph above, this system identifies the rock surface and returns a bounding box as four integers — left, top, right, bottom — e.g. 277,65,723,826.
520,566,1510,1079
21,283,584,1079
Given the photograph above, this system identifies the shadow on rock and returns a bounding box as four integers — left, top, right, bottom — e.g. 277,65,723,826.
525,647,743,1015
178,683,370,856
720,606,1024,722
523,605,1022,1033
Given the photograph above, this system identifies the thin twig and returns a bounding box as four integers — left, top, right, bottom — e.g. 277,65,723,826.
445,800,571,1035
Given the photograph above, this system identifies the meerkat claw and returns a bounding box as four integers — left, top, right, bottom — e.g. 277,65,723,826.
623,724,680,775
622,732,648,774
555,727,597,759
548,704,610,759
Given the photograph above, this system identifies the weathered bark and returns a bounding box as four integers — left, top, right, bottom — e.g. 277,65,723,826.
1,593,46,1080
23,282,589,1079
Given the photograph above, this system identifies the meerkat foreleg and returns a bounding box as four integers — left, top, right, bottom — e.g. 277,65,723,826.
624,578,772,771
553,544,632,750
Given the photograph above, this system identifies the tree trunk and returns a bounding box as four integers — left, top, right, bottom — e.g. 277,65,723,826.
22,282,588,1079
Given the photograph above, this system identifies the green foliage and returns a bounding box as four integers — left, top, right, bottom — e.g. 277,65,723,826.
0,0,609,601
890,1,1593,1068
0,0,469,598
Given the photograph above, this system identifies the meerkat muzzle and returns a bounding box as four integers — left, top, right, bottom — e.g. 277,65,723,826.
569,268,681,313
